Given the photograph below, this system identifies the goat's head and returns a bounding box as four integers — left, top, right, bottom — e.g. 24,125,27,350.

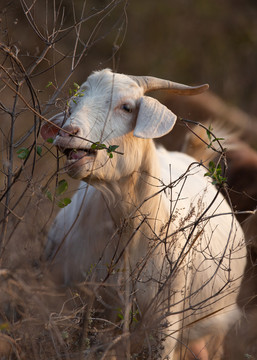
41,69,208,182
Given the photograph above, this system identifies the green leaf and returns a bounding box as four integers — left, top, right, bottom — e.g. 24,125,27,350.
204,161,226,185
17,147,29,160
0,322,10,331
56,179,68,196
47,137,54,143
46,81,53,88
98,143,107,150
206,125,213,141
36,146,42,156
212,137,224,143
91,143,97,150
42,188,53,202
116,308,124,321
107,145,119,153
58,198,71,208
91,142,106,150
62,331,69,340
73,82,80,90
45,190,53,202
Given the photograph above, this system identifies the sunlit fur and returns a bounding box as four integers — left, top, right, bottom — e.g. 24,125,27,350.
42,69,246,359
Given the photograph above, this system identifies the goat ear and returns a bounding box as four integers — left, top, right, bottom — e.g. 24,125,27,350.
40,112,65,141
133,96,177,139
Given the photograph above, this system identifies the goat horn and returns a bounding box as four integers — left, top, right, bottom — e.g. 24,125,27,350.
130,76,209,95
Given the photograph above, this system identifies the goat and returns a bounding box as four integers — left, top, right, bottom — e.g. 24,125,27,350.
41,69,246,359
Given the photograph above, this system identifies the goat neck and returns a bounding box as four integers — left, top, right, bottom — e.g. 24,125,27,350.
92,138,166,237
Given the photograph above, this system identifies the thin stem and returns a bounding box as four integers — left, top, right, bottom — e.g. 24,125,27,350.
0,84,19,254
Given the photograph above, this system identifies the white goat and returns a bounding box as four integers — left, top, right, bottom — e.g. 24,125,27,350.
41,69,246,359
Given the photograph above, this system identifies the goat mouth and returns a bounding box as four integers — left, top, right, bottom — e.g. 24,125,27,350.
62,148,97,161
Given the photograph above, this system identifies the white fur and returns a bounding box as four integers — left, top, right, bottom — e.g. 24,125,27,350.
42,69,246,358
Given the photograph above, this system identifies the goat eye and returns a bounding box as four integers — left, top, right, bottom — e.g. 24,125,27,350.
121,104,133,113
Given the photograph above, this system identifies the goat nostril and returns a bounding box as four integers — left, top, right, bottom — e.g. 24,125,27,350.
59,126,80,137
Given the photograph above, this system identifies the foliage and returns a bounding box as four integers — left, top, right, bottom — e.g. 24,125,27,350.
91,142,120,158
16,147,30,160
204,161,227,186
206,125,224,149
69,82,87,104
56,179,69,196
43,179,71,208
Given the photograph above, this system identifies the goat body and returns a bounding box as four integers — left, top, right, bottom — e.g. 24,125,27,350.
41,69,246,358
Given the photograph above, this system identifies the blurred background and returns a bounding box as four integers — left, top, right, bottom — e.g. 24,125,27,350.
1,0,257,112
